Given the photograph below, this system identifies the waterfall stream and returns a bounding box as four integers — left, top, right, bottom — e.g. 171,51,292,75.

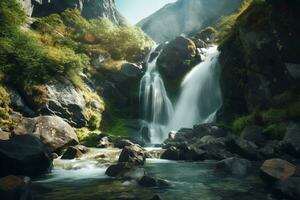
139,45,222,144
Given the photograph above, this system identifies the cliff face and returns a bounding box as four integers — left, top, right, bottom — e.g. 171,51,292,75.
137,0,243,43
218,0,300,122
19,0,125,25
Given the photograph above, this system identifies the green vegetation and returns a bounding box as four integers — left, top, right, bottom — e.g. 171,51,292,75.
0,85,12,127
232,101,300,138
76,128,101,147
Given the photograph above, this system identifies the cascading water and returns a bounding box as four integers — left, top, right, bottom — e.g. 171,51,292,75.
168,46,222,131
139,45,222,144
139,47,174,144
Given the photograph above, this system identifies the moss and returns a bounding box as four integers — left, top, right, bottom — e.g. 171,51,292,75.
76,128,101,147
232,101,300,135
0,85,12,127
263,123,287,140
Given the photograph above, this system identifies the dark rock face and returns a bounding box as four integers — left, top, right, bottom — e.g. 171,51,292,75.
61,146,83,160
14,116,79,153
275,177,300,200
138,175,170,187
281,123,300,157
157,36,198,80
216,157,251,177
115,139,134,149
0,175,32,200
218,1,300,122
0,135,52,177
19,0,125,25
137,0,243,43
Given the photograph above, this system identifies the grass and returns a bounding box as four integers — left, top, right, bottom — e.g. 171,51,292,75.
0,85,12,127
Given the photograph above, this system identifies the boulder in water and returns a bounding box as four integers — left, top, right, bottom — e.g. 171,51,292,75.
61,146,83,160
115,139,134,149
138,175,170,188
0,175,32,200
0,135,52,177
260,159,296,182
118,145,146,165
161,146,181,160
105,162,145,181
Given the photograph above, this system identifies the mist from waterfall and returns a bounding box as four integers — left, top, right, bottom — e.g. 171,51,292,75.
139,47,174,144
167,46,222,131
139,45,222,144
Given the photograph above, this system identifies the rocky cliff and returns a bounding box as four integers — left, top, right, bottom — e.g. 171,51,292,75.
19,0,125,25
137,0,243,43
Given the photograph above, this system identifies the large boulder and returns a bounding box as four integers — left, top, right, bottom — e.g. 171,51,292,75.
260,159,296,182
281,123,300,157
157,36,198,80
216,157,252,177
14,115,79,152
138,175,170,188
0,175,32,200
105,162,145,181
118,145,146,165
61,146,83,160
0,135,52,177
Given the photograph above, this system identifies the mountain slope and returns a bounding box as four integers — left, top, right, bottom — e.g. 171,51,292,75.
19,0,126,25
137,0,243,43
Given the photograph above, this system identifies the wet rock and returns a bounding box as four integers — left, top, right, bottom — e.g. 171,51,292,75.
61,146,83,160
115,139,134,149
259,140,280,159
260,159,296,182
120,63,143,78
138,175,170,188
241,125,265,147
0,135,52,177
157,36,197,80
275,177,300,200
193,124,227,138
14,115,79,153
216,157,252,177
52,153,59,159
105,162,145,181
160,146,180,160
0,175,32,200
281,123,300,157
118,145,146,165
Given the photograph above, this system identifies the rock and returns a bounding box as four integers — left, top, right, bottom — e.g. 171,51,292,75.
120,63,143,78
275,177,300,200
151,195,162,200
97,136,114,148
5,85,36,117
216,157,252,177
52,153,59,159
0,175,32,200
260,159,296,182
118,145,146,165
259,140,280,159
157,36,197,80
115,139,134,149
138,175,169,188
14,115,79,153
61,146,83,160
225,136,260,160
241,125,265,147
281,123,300,157
160,146,181,160
193,124,228,138
0,131,10,140
0,135,52,177
285,63,300,80
105,162,145,181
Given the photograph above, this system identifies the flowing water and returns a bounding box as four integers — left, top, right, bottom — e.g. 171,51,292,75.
32,154,274,200
168,46,222,131
139,45,222,143
139,47,174,144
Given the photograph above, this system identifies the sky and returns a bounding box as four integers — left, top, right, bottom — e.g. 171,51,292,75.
115,0,177,24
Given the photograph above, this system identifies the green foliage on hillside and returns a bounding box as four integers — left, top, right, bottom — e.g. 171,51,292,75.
0,85,12,127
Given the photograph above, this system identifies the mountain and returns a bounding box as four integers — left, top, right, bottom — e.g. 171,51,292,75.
137,0,243,43
19,0,126,25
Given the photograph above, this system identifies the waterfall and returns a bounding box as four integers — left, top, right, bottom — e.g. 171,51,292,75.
168,46,222,131
139,45,222,144
139,47,174,144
